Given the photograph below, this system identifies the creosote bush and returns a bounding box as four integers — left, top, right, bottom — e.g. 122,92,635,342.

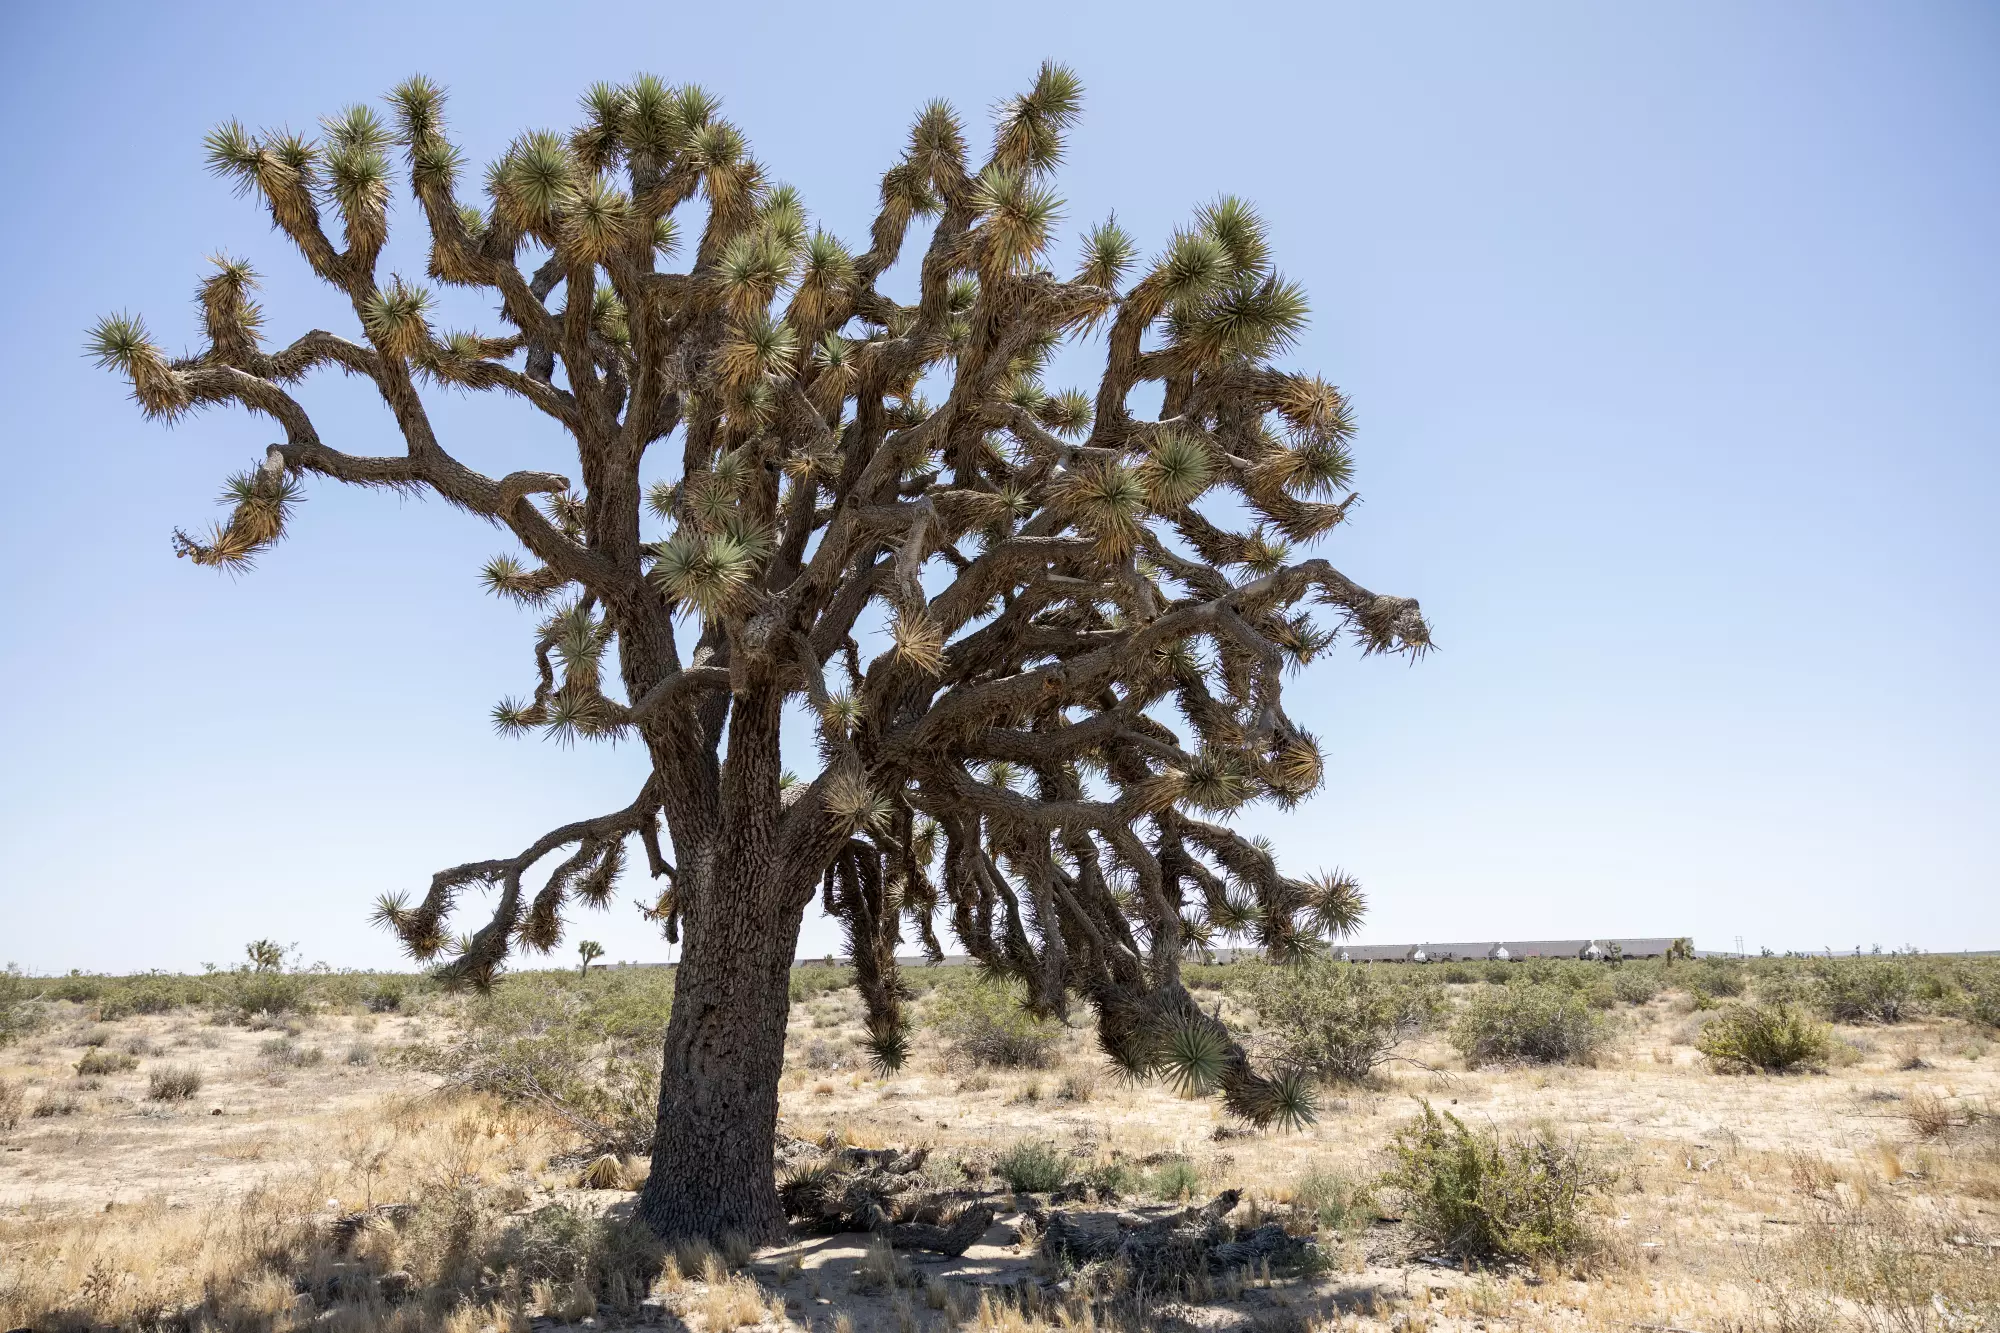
1813,959,1918,1024
1385,1101,1609,1264
927,977,1064,1070
1241,960,1442,1083
1450,984,1607,1067
1696,1003,1831,1073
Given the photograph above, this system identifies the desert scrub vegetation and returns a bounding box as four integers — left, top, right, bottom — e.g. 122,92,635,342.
1812,957,1919,1023
147,1064,203,1100
1450,983,1608,1067
0,965,45,1047
402,970,671,1154
994,1139,1070,1193
1239,959,1442,1083
0,1096,669,1331
1696,1002,1831,1072
1384,1101,1610,1265
925,976,1064,1070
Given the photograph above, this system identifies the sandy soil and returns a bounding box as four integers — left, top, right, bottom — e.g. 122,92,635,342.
2,988,1996,1331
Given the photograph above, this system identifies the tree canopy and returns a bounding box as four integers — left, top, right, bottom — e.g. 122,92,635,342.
92,63,1429,1137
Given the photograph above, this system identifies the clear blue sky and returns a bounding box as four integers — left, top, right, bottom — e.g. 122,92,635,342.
1,2,1994,973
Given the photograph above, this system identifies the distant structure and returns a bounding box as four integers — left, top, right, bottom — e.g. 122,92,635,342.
622,936,1691,970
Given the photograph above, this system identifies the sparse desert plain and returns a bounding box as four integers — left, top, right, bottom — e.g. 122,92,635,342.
2,955,1997,1332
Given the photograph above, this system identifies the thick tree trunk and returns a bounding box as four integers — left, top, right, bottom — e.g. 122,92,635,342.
637,854,807,1243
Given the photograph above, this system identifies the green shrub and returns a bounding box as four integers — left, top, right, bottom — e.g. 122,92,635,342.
1611,970,1659,1006
1450,985,1607,1067
148,1066,202,1100
402,974,662,1154
365,979,408,1013
789,963,853,1003
1697,1004,1831,1072
1082,1159,1137,1198
496,1203,597,1284
1147,1157,1204,1201
1689,960,1747,998
1241,961,1442,1083
1439,963,1477,985
1814,960,1917,1024
0,966,43,1047
1965,980,2000,1031
1292,1167,1374,1234
94,972,213,1019
994,1139,1068,1193
1385,1101,1608,1263
259,1037,325,1068
227,969,307,1020
926,978,1062,1069
75,1049,137,1076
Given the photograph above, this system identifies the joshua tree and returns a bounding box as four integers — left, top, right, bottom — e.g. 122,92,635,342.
245,939,289,973
577,939,605,976
91,65,1429,1242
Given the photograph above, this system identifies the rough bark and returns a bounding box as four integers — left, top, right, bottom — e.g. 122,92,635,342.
638,856,807,1243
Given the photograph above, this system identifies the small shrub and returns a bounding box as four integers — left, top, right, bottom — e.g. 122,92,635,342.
34,1094,83,1118
1293,1167,1374,1234
345,1042,375,1066
1082,1159,1137,1198
0,965,45,1047
497,1203,597,1283
148,1065,202,1100
1147,1156,1204,1201
1450,985,1607,1067
1243,961,1443,1083
1962,980,2000,1031
1814,960,1917,1024
788,963,853,1004
1056,1068,1097,1102
1611,970,1659,1006
259,1037,324,1068
75,1049,137,1076
1385,1101,1609,1263
365,979,407,1013
1439,964,1477,985
1690,960,1747,998
77,1026,111,1047
927,979,1062,1070
1696,1004,1831,1072
0,1077,24,1129
994,1139,1068,1193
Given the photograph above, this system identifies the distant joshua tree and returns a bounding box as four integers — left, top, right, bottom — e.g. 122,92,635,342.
576,940,605,976
244,939,289,973
91,65,1428,1241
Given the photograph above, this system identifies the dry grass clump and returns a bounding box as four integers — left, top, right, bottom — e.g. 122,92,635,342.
74,1048,137,1076
0,1094,680,1331
0,1077,24,1129
147,1064,202,1100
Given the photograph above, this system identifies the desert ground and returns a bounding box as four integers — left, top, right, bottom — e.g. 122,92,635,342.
2,958,1996,1332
